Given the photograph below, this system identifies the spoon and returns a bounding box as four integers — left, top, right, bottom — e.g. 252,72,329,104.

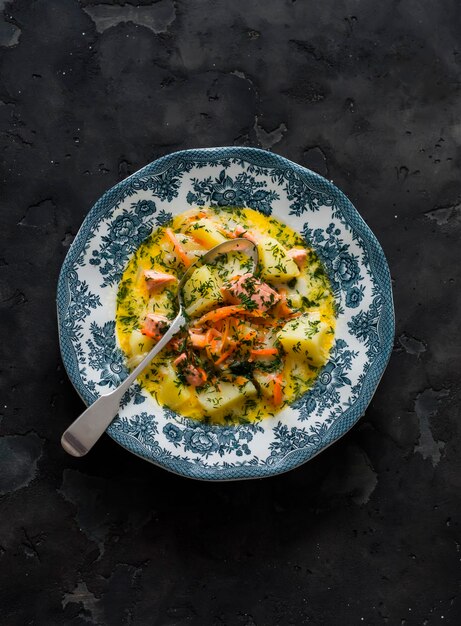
61,237,259,457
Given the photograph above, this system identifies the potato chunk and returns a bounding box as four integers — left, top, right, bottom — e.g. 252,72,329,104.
277,311,331,366
129,329,154,356
187,218,227,248
157,365,194,411
257,237,300,281
293,275,312,298
196,380,257,417
183,265,224,318
286,292,303,309
211,251,254,282
253,371,277,400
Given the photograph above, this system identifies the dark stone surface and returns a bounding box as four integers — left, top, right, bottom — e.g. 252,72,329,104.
1,0,460,624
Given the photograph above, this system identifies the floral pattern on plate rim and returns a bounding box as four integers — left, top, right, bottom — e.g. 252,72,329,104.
57,147,394,481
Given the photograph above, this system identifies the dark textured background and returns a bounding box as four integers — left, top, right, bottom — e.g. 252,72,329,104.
1,1,461,624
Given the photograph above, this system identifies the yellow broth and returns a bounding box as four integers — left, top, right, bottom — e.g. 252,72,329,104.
116,206,336,424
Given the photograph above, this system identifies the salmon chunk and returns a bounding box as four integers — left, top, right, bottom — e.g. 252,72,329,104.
287,248,307,268
173,353,188,367
222,273,281,312
144,270,177,293
173,352,207,387
140,313,169,340
231,225,258,243
184,366,207,387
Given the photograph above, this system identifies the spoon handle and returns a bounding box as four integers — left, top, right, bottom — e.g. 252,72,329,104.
61,312,186,457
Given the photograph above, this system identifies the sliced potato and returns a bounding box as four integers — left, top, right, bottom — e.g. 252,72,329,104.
253,371,276,400
157,364,194,410
287,292,303,309
257,237,300,281
196,380,257,417
292,275,328,306
172,233,206,265
173,233,205,253
129,329,154,356
187,218,227,248
293,275,312,298
211,251,253,282
149,290,176,317
277,311,331,366
183,265,224,318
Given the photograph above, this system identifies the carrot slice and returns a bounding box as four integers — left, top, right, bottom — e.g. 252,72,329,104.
165,228,191,268
272,287,291,317
273,289,293,317
250,348,278,356
196,305,263,326
214,345,237,366
221,318,230,349
141,327,161,340
235,376,248,386
186,210,208,222
196,305,244,325
273,374,283,406
196,367,208,383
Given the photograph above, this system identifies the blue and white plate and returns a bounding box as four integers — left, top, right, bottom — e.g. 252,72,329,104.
57,147,394,480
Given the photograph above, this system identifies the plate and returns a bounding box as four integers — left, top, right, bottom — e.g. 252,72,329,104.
57,147,394,480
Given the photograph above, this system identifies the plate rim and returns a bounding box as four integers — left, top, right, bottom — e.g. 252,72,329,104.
57,146,395,480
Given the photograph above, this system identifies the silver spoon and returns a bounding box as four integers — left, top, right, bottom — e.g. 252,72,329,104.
61,237,259,457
